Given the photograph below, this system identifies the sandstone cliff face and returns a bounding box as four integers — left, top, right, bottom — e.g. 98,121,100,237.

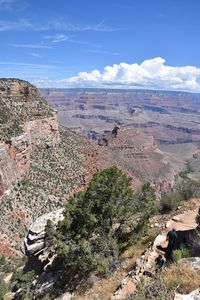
0,79,59,199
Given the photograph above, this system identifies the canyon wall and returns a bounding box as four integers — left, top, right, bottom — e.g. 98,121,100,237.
0,79,59,199
97,126,176,193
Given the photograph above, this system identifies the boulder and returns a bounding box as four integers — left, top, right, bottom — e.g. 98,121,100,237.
178,257,200,271
34,271,62,297
57,292,75,300
22,209,65,256
174,288,200,300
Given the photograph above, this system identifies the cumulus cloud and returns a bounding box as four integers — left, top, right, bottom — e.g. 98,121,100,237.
33,57,200,92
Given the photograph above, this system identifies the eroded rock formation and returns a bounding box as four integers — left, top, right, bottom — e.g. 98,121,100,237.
23,209,64,256
97,125,176,193
0,79,59,199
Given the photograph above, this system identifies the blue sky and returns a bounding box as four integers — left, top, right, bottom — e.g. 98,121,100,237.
0,0,200,91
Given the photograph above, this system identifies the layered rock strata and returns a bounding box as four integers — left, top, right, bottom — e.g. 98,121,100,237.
0,79,59,199
98,125,176,193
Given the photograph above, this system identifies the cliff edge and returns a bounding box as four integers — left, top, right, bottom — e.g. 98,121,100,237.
0,79,59,199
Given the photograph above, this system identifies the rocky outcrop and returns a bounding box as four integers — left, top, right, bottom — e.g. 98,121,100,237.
24,114,59,149
34,271,63,297
178,257,200,271
112,203,199,299
0,79,59,199
23,209,64,256
174,288,200,300
0,133,31,197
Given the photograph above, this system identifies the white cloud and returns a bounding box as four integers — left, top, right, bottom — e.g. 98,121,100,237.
0,19,32,31
51,19,121,32
44,34,69,43
85,49,120,55
0,18,120,32
43,33,101,48
33,57,200,92
12,43,52,49
0,61,55,69
30,52,43,58
0,0,28,11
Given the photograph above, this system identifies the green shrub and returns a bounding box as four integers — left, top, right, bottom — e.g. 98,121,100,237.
178,179,200,200
0,283,6,300
45,219,55,247
160,192,182,213
137,182,157,217
179,161,193,179
173,249,190,262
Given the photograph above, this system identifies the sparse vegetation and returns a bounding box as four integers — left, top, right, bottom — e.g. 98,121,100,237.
160,179,200,213
0,125,95,256
179,160,193,179
132,264,200,299
172,248,191,262
160,191,182,213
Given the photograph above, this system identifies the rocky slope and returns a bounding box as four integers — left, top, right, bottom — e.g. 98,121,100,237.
112,200,200,299
0,79,59,200
20,196,200,299
0,79,99,257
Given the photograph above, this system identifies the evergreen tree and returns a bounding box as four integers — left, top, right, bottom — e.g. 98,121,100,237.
45,219,55,247
56,166,136,274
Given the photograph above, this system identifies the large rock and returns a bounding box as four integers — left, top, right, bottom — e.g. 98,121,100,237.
34,271,62,297
23,209,65,256
174,288,200,300
179,257,200,271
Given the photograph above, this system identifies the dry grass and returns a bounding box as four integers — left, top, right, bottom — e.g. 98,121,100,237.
133,262,200,299
162,263,200,294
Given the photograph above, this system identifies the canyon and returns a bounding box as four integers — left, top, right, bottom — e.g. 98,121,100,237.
41,88,200,182
0,79,178,258
0,80,200,300
40,88,200,146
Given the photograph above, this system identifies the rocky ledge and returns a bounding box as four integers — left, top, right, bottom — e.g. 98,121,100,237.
22,209,64,256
